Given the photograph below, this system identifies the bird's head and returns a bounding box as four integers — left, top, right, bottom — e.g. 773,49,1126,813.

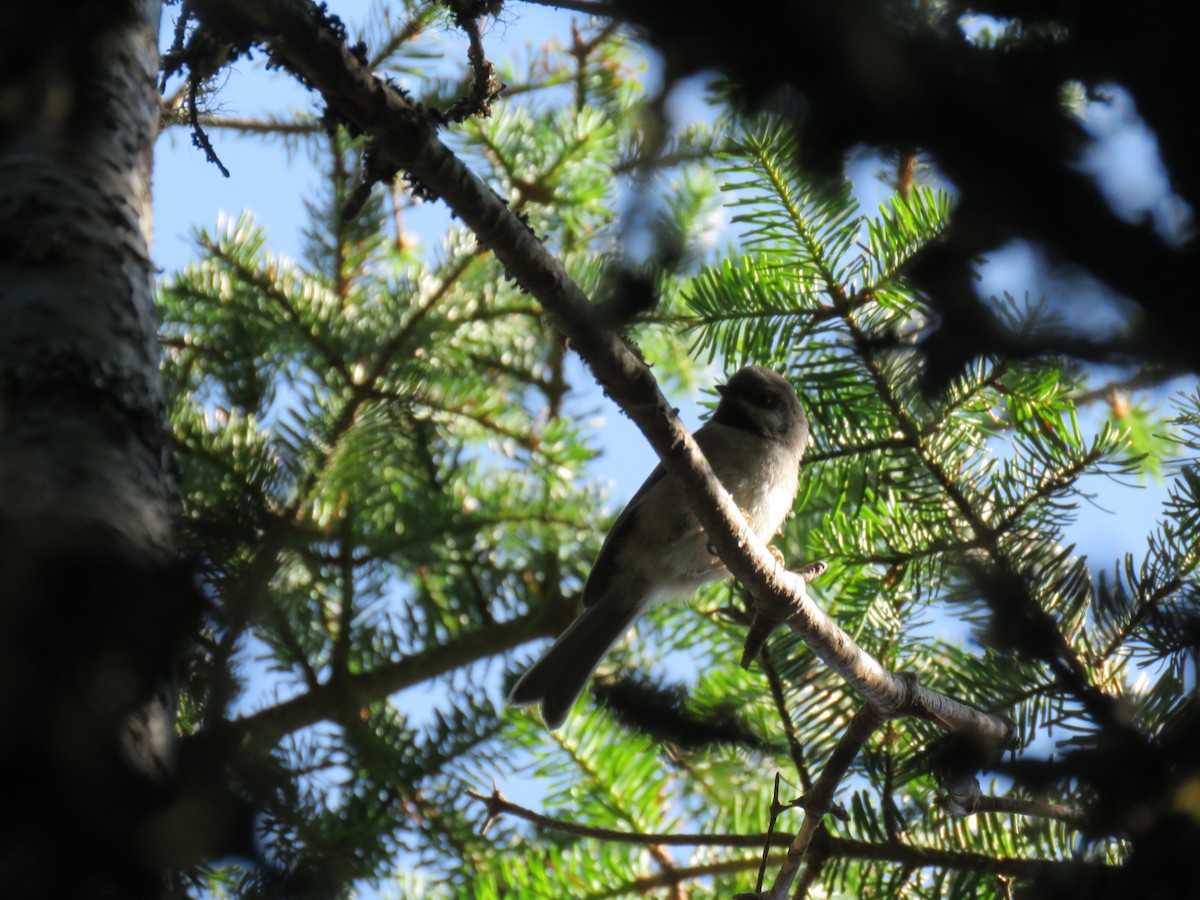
713,366,809,450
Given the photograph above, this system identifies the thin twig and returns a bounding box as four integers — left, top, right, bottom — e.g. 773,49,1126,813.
760,646,814,793
366,7,432,70
186,76,230,177
804,435,911,463
444,10,502,122
754,774,787,892
468,785,1114,881
330,511,356,675
165,113,323,135
471,784,784,846
602,859,770,900
936,782,1089,829
1069,366,1178,406
758,704,888,899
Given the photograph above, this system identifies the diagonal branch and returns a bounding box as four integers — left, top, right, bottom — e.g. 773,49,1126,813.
750,703,887,899
216,605,570,753
189,0,1017,751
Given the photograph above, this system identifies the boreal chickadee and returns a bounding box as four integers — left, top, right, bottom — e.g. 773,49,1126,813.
509,366,809,728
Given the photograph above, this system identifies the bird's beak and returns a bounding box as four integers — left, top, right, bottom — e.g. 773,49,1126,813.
715,382,728,398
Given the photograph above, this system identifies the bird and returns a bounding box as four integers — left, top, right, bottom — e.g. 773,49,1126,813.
509,365,809,728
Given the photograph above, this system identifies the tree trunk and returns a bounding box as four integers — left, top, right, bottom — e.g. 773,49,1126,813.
0,1,192,894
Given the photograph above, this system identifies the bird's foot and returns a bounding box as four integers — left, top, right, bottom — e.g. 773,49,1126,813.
738,506,756,530
738,558,828,668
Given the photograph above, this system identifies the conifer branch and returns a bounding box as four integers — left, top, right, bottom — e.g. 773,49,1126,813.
844,312,1125,731
367,249,480,383
759,646,814,793
935,781,1088,829
364,385,535,445
467,784,1106,882
366,7,434,71
199,237,349,379
220,605,570,752
167,113,324,135
470,785,782,846
804,435,910,463
205,364,376,720
991,446,1107,537
748,703,887,899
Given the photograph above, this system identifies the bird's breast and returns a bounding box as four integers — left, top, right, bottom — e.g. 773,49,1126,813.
711,438,801,540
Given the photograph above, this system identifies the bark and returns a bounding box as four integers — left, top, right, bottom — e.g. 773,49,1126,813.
0,10,167,551
0,1,197,894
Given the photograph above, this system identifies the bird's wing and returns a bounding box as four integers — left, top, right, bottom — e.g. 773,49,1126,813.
581,460,669,607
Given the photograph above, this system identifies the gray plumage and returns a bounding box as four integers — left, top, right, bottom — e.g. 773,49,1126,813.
509,366,809,728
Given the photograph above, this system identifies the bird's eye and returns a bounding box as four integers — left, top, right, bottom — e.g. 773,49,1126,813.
755,392,777,408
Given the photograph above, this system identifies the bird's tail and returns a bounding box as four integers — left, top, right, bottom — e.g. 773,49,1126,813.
508,602,637,729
